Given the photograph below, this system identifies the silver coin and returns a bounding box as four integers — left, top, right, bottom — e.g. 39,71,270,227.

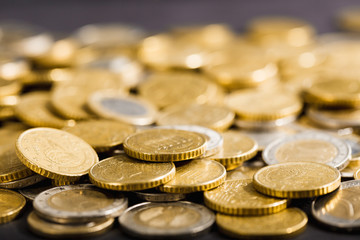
33,184,128,224
119,201,215,238
312,180,360,230
0,174,46,189
18,181,53,201
307,107,360,129
263,131,351,170
235,115,296,130
156,125,223,157
135,190,186,202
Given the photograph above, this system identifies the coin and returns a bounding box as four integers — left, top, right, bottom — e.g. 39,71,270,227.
135,190,186,202
226,157,266,180
33,184,128,223
0,174,46,189
123,129,207,162
63,119,135,152
158,159,226,193
253,162,341,198
204,179,288,215
18,181,53,201
119,201,215,238
0,78,22,98
89,154,175,191
51,178,77,187
87,89,157,125
341,161,360,178
0,189,26,224
16,127,99,181
312,180,360,229
235,115,297,130
216,208,308,238
307,107,360,129
27,211,114,238
263,131,351,170
355,168,360,180
337,7,360,32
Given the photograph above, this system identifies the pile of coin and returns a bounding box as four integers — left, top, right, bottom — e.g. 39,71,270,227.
2,9,360,238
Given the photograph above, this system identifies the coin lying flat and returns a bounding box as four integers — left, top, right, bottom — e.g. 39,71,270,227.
123,129,206,162
204,179,288,215
235,115,297,130
89,154,175,191
216,208,307,238
253,162,341,198
158,159,226,193
119,201,215,238
63,119,135,152
307,107,360,129
16,127,99,181
33,184,128,223
135,190,186,202
263,131,351,170
0,174,45,189
27,211,114,238
0,189,26,224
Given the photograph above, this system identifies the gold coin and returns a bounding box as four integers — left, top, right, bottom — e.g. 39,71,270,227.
253,162,341,198
63,119,135,152
0,189,26,224
15,91,75,128
51,179,77,187
307,107,360,129
16,127,99,181
158,159,226,193
225,88,302,121
27,211,114,238
89,154,175,191
337,7,360,32
211,130,258,165
226,157,266,180
21,68,73,86
157,104,234,132
123,129,207,162
0,78,22,98
216,208,307,238
354,168,360,180
204,179,288,215
341,160,360,178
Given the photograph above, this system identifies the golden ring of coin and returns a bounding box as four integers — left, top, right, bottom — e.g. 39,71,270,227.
0,189,26,224
354,168,360,180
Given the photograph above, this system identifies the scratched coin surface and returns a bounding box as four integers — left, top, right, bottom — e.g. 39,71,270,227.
89,154,175,191
33,184,128,223
312,180,360,229
63,119,135,152
119,201,215,238
0,189,26,224
15,127,99,181
253,162,341,198
216,208,308,238
158,159,226,193
204,179,288,215
123,129,207,161
263,131,351,170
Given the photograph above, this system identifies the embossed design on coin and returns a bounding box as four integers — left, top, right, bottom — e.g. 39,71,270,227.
0,189,26,224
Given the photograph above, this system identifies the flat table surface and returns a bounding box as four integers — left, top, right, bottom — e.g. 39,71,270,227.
1,0,360,239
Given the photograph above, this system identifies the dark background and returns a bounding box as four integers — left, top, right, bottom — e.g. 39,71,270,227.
1,0,360,239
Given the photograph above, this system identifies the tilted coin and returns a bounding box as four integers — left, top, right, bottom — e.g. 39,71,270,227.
157,104,234,132
0,174,45,189
63,119,135,152
89,154,175,191
0,189,26,224
341,160,360,178
18,181,53,201
88,90,157,126
262,131,351,170
307,107,360,129
204,179,288,215
253,162,341,198
158,159,226,193
312,180,360,229
123,129,206,162
156,125,223,157
33,184,128,223
355,168,360,180
119,201,215,238
216,208,308,238
226,157,266,180
27,211,114,238
210,130,258,166
135,190,186,202
16,127,99,181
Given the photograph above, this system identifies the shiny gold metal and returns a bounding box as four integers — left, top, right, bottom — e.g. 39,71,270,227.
63,119,135,152
341,161,360,178
123,129,207,162
253,162,341,198
0,189,26,224
158,159,226,193
21,68,73,86
89,154,175,191
355,168,360,180
15,127,98,181
0,78,22,98
51,179,76,186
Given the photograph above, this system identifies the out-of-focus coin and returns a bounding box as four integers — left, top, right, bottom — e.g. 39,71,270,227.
0,174,46,189
337,7,360,32
341,160,360,178
21,68,73,86
119,201,215,238
0,189,26,224
16,127,99,181
0,78,22,98
135,190,186,202
307,107,360,129
63,119,135,152
355,168,360,180
263,131,351,170
253,162,341,198
226,157,266,180
33,184,128,223
88,90,157,126
216,208,307,238
18,181,53,201
89,154,175,191
123,129,206,162
158,159,226,193
204,179,288,215
27,211,114,238
235,115,297,130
